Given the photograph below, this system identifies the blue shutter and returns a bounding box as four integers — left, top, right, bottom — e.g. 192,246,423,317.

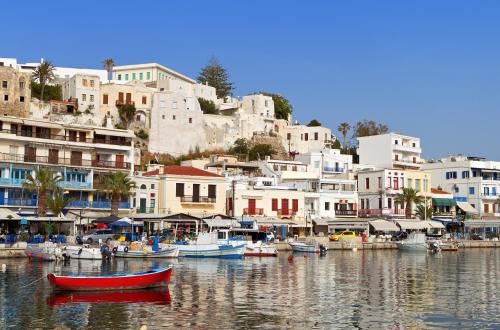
446,172,450,180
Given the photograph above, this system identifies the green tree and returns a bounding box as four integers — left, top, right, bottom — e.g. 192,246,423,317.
117,103,136,128
23,168,62,216
198,98,218,114
32,61,56,102
101,172,134,215
197,57,233,98
230,138,249,155
415,203,433,220
47,189,73,217
102,58,114,83
249,144,274,161
307,119,322,127
337,122,351,147
332,139,341,149
352,120,389,140
260,92,293,120
394,188,424,219
30,81,62,101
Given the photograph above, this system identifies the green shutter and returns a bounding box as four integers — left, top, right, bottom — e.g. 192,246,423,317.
139,73,143,80
125,74,129,80
132,73,136,80
147,72,151,80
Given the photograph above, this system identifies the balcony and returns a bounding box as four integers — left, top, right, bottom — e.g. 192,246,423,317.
323,166,344,173
0,153,131,170
277,209,297,217
393,144,422,154
180,195,216,204
334,209,357,217
243,208,264,216
358,208,406,217
0,198,38,207
67,200,130,209
58,181,92,189
136,207,155,214
115,100,135,106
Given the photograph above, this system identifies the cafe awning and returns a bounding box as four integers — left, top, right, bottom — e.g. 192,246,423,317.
456,201,479,214
464,220,500,228
424,220,445,229
396,220,429,230
94,128,134,138
369,220,399,232
0,209,21,220
432,198,456,207
203,218,241,228
312,218,329,226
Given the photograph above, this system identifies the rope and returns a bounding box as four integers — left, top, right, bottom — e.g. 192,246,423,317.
18,275,46,289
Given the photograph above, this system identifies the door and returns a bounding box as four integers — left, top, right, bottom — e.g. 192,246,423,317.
48,149,59,164
248,198,256,215
126,93,132,104
71,151,82,166
24,146,36,162
115,154,124,169
68,131,77,142
281,199,289,215
192,184,200,202
118,92,124,104
139,198,146,213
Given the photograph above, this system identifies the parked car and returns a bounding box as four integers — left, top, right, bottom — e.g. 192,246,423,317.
329,231,356,241
82,229,114,244
470,234,484,241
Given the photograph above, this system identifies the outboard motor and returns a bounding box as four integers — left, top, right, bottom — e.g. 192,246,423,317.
100,244,112,259
319,244,327,256
430,242,441,253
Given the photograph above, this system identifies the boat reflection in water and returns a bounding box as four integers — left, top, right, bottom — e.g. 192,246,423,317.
47,289,172,306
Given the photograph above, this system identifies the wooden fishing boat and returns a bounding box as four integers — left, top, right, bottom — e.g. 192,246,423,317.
47,289,171,305
289,241,319,253
112,244,179,258
47,266,173,291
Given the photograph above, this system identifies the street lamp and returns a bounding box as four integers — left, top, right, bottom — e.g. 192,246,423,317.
424,174,428,220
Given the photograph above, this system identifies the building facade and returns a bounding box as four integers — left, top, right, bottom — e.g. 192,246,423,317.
0,65,31,117
60,74,101,115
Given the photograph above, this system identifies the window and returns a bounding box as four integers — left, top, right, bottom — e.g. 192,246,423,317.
4,95,8,101
265,100,268,107
365,178,370,189
19,81,25,89
304,133,308,141
82,94,86,101
172,101,177,109
208,185,216,199
287,133,291,140
147,72,151,80
492,187,497,196
90,95,94,102
325,202,330,211
118,74,122,80
125,74,129,80
90,80,95,87
162,115,165,119
2,81,7,88
394,139,398,145
103,94,108,104
484,187,490,196
415,179,421,192
189,118,192,124
151,184,155,189
412,142,416,147
173,115,176,120
462,171,469,179
82,79,87,87
272,198,278,211
140,184,147,189
20,96,24,102
142,96,147,104
407,178,413,189
314,161,320,169
387,198,392,209
395,154,399,161
413,157,417,163
378,177,382,189
139,73,143,80
132,73,136,80
469,187,475,195
314,132,318,140
176,183,184,197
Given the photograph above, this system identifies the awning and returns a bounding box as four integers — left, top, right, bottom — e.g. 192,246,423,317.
254,217,296,226
369,220,399,232
203,218,241,228
464,220,500,228
327,219,368,230
20,119,61,129
396,220,429,230
432,198,456,207
92,214,121,224
456,201,479,214
0,208,21,220
94,128,134,138
424,220,445,229
312,218,329,226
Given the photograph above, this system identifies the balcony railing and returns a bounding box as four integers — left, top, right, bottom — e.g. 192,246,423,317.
0,129,131,146
116,100,135,106
277,209,297,217
179,195,216,203
0,198,38,207
68,200,130,209
358,208,406,217
243,208,264,216
323,166,344,173
136,207,156,214
334,209,357,216
0,153,131,170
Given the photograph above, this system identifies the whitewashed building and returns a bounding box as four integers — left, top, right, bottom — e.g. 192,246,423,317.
60,74,101,114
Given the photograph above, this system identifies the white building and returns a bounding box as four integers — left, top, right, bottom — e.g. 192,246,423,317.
60,74,101,114
277,121,334,154
423,155,500,217
295,149,353,179
357,133,423,170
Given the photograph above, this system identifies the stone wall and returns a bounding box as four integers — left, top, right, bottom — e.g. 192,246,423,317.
0,66,31,117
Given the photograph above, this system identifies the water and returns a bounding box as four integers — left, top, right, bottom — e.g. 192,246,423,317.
0,249,499,329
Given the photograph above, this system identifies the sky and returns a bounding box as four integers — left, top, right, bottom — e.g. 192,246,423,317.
3,1,500,160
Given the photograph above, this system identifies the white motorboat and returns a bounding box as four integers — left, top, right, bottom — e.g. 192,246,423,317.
64,245,103,260
244,241,278,257
216,230,277,257
177,231,244,259
25,242,64,261
113,242,179,258
397,232,428,252
289,241,319,253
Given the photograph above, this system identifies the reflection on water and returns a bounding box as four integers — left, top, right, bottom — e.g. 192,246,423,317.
0,249,499,329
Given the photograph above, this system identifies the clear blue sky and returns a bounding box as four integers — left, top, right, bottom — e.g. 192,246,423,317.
4,1,500,159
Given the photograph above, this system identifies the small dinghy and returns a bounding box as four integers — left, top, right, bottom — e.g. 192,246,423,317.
289,241,319,253
47,266,173,291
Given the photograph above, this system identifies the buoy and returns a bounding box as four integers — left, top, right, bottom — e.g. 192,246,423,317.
287,255,294,262
1,264,6,272
303,253,307,258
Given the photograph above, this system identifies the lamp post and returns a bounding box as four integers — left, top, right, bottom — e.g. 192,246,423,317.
424,174,428,220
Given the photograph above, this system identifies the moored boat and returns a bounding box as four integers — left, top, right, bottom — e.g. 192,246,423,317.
25,242,64,261
47,266,173,291
397,232,428,252
176,231,245,259
289,241,319,253
63,245,103,260
113,243,179,258
216,229,278,257
244,241,278,257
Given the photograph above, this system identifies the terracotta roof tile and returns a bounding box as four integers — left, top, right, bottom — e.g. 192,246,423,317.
431,188,450,194
142,169,160,176
163,166,222,177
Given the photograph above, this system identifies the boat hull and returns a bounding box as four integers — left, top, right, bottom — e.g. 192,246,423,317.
113,248,179,258
398,243,428,251
64,246,103,260
47,289,171,305
47,266,173,291
289,242,318,253
178,244,244,259
244,244,278,257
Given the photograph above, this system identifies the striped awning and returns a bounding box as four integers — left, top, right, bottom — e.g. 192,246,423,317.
396,220,428,230
432,198,456,207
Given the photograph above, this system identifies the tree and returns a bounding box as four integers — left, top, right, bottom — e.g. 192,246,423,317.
415,204,433,220
332,139,341,149
47,189,73,217
307,119,322,127
230,138,249,155
30,81,62,101
101,172,134,215
197,57,233,98
394,188,424,219
260,92,293,120
352,120,389,140
249,144,274,161
23,168,62,216
117,104,136,128
102,58,115,83
337,122,351,147
198,98,218,114
32,61,56,102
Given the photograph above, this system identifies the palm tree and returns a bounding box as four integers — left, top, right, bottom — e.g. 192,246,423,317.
47,189,73,235
337,122,351,147
23,168,62,216
394,188,424,219
415,203,433,220
102,58,115,83
32,61,56,101
101,172,134,215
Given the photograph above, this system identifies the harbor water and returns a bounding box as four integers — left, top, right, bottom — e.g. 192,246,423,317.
0,249,499,329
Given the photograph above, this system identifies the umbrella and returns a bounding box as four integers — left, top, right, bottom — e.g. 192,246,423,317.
95,223,108,229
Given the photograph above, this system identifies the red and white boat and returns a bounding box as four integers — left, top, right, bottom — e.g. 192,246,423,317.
47,266,173,291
